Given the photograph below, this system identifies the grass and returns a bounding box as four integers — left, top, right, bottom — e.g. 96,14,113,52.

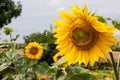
90,70,114,80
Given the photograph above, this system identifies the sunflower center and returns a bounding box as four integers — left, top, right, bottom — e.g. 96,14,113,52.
30,47,38,55
72,28,89,42
71,24,98,50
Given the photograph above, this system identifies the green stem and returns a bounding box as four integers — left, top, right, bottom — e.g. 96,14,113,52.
9,33,14,50
109,52,119,80
34,69,38,79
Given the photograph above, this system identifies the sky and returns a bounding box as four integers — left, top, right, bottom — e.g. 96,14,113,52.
1,0,120,43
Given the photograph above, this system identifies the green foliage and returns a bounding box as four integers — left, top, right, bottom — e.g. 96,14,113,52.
97,16,107,23
23,30,55,44
112,37,120,51
91,70,114,79
0,0,22,28
23,30,58,65
0,27,116,80
33,62,49,74
67,73,97,80
0,28,50,80
112,20,120,30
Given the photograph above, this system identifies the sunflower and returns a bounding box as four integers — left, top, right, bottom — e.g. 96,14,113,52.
53,4,117,66
25,42,43,59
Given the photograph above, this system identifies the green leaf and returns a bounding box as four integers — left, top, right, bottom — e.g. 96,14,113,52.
5,50,18,60
0,45,7,48
11,34,20,42
66,65,89,73
112,20,120,30
56,68,66,80
106,18,111,20
0,62,12,71
1,74,13,80
48,68,57,74
24,58,38,67
40,43,48,50
33,62,49,74
13,74,26,80
68,73,97,80
0,39,9,48
97,16,107,23
0,39,8,43
51,57,67,68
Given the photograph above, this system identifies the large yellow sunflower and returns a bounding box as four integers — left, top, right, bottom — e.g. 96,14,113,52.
25,42,43,59
53,4,117,66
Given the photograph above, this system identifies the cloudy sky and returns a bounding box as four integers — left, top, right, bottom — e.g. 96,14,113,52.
1,0,120,43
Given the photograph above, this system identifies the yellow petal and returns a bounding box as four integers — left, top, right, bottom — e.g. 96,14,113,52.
56,38,70,49
99,33,117,46
54,20,70,28
59,11,75,22
59,42,73,56
94,44,107,60
84,3,88,17
78,50,82,65
92,21,108,32
106,26,116,34
69,5,83,19
89,47,99,66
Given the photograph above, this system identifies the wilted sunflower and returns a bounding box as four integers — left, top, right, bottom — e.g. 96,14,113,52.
53,4,117,66
25,42,43,59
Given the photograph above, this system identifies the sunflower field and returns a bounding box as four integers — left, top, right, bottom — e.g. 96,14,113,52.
0,2,120,80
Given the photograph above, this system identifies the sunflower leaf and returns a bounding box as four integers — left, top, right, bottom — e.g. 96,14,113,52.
24,58,39,67
5,50,18,60
112,20,120,30
40,43,48,50
97,16,107,23
13,74,26,80
11,34,20,42
51,57,67,68
0,61,12,71
33,62,49,74
106,18,111,20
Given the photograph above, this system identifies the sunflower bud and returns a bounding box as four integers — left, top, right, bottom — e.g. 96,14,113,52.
3,27,13,35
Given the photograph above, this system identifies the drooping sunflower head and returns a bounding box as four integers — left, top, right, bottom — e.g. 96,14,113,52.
25,42,43,59
53,4,117,66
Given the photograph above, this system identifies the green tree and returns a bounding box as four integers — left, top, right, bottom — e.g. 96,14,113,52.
0,0,22,28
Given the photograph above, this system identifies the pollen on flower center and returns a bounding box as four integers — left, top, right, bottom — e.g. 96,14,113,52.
30,47,38,55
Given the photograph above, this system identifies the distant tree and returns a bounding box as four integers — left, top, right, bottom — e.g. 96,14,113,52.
0,0,22,28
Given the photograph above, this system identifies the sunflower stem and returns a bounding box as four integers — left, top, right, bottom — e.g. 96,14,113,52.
109,52,119,80
9,33,14,51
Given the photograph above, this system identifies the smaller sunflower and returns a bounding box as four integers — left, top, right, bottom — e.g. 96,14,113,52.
25,42,43,59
